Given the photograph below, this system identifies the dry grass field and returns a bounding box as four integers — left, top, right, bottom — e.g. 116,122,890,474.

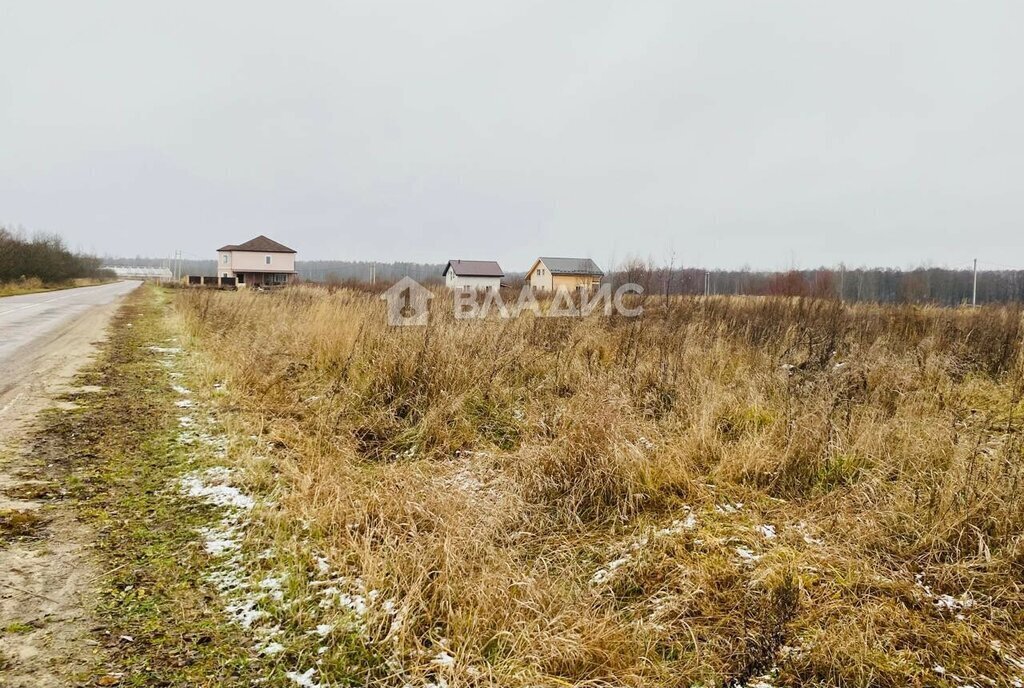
175,286,1024,687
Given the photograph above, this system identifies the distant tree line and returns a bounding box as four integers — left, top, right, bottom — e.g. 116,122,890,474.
99,252,1024,305
0,227,111,283
609,264,1024,305
298,260,446,284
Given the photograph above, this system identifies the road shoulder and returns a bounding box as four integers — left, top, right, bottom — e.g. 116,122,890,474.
0,291,130,685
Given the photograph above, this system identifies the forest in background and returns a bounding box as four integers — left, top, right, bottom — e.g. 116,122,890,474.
0,227,112,284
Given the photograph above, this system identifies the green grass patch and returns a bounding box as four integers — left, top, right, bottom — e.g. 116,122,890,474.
32,284,260,686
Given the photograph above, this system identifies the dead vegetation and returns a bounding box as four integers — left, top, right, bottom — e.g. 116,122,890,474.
176,286,1024,687
0,509,46,542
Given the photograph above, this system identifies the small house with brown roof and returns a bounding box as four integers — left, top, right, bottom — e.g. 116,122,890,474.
525,257,603,292
442,260,504,291
217,235,297,288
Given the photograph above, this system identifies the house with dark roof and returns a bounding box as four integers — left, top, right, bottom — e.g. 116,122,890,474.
525,257,603,292
217,235,297,288
442,259,504,291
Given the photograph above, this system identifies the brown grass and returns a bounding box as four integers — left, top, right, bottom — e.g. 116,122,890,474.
176,286,1024,687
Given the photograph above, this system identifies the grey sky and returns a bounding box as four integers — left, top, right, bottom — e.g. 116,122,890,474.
2,1,1022,271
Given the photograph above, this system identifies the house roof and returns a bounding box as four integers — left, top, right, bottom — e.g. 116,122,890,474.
218,235,297,253
535,257,604,276
442,260,504,278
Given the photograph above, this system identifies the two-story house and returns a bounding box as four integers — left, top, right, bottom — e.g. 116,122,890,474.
217,235,297,287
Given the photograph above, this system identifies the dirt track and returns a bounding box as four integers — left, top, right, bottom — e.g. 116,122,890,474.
0,282,138,686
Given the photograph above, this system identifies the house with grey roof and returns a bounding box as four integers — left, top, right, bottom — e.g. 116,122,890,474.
442,260,504,291
525,257,603,292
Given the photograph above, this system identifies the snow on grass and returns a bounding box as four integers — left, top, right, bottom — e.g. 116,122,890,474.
991,640,1024,675
915,574,978,615
169,362,400,685
590,556,631,585
285,668,322,688
199,523,242,555
260,642,285,656
171,384,192,395
432,650,456,667
795,521,825,546
591,508,697,585
757,524,777,540
181,468,255,509
735,546,762,564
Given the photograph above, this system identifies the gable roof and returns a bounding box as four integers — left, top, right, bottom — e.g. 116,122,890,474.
442,260,504,278
535,257,603,276
218,235,297,254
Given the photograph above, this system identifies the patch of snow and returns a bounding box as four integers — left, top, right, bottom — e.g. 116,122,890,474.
181,470,254,510
148,346,181,354
591,556,631,585
285,668,322,688
735,546,762,563
758,524,777,540
175,399,194,408
934,593,974,612
916,574,977,614
171,384,191,395
656,512,697,537
432,651,456,668
226,598,267,628
592,509,698,585
261,642,285,656
259,576,286,602
199,524,241,555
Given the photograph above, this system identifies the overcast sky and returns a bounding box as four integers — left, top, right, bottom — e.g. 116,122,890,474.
1,1,1022,270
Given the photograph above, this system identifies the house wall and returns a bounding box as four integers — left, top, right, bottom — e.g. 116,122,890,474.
446,272,501,290
222,250,295,274
528,261,553,290
552,274,601,291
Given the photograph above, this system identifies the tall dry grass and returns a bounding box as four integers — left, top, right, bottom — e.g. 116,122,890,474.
177,286,1024,687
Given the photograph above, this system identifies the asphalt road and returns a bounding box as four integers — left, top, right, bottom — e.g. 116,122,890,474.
0,281,141,365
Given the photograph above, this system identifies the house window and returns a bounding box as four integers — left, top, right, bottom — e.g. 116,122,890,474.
222,254,228,264
265,255,272,265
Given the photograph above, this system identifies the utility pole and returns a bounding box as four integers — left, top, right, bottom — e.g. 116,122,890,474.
839,264,845,302
972,258,978,307
704,271,710,297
